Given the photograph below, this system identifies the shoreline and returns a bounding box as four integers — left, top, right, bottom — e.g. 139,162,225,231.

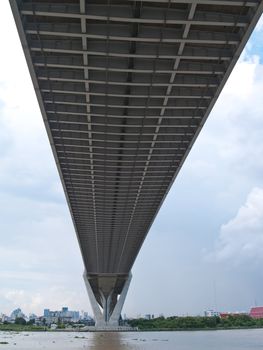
133,326,263,332
1,326,263,333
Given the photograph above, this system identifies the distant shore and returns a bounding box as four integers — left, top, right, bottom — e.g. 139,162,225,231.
1,325,263,333
1,328,263,333
0,324,47,332
1,315,263,332
133,326,263,332
128,315,263,332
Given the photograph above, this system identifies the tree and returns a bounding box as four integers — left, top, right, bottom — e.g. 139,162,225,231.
27,319,35,325
15,317,26,325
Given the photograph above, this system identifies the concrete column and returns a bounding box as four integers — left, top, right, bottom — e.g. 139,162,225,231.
109,273,132,326
83,271,132,328
99,290,113,323
83,272,104,327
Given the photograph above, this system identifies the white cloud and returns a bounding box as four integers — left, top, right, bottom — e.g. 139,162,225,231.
0,2,60,200
211,187,263,264
0,3,91,316
0,192,83,276
183,50,263,213
255,14,263,32
0,287,89,316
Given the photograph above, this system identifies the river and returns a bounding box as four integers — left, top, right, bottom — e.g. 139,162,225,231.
0,329,263,349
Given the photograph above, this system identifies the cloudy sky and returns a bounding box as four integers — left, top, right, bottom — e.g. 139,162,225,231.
1,2,263,318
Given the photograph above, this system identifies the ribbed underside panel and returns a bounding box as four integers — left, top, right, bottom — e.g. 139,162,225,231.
10,0,263,278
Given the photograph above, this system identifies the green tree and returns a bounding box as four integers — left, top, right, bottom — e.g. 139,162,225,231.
15,317,26,325
27,319,35,325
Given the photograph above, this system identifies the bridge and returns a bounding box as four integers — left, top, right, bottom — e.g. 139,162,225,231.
10,0,263,327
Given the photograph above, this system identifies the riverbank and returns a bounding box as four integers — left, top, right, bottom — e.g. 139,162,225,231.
1,325,263,333
131,326,263,332
128,315,263,331
1,315,263,332
0,324,46,332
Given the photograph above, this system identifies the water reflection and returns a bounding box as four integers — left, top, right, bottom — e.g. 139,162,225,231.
89,332,138,350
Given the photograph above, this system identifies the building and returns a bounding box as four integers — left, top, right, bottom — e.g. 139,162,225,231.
44,309,50,318
220,312,247,319
61,307,68,315
0,314,10,323
29,313,37,321
204,310,220,317
10,308,26,321
80,311,89,320
250,307,263,319
43,311,59,325
70,311,80,323
43,307,80,325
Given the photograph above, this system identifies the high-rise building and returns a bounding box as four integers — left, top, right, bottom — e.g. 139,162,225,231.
10,308,25,320
43,307,80,324
43,309,50,318
62,307,68,312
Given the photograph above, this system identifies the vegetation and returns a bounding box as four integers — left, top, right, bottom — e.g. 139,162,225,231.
0,323,46,332
128,315,263,331
27,319,35,325
57,322,66,329
14,317,27,325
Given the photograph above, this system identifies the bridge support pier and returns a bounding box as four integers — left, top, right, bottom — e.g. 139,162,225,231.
83,272,104,326
83,271,132,328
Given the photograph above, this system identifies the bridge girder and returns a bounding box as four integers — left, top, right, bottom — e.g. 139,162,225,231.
10,0,263,327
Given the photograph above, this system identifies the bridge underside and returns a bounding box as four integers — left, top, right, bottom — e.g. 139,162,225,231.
10,0,263,326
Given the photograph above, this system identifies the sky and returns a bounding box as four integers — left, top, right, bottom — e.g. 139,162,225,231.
1,2,263,318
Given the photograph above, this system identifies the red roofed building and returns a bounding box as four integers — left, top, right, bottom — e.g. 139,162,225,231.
219,313,232,319
250,307,263,319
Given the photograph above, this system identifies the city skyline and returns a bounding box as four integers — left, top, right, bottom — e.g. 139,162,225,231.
0,307,254,318
1,303,262,320
1,1,263,318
